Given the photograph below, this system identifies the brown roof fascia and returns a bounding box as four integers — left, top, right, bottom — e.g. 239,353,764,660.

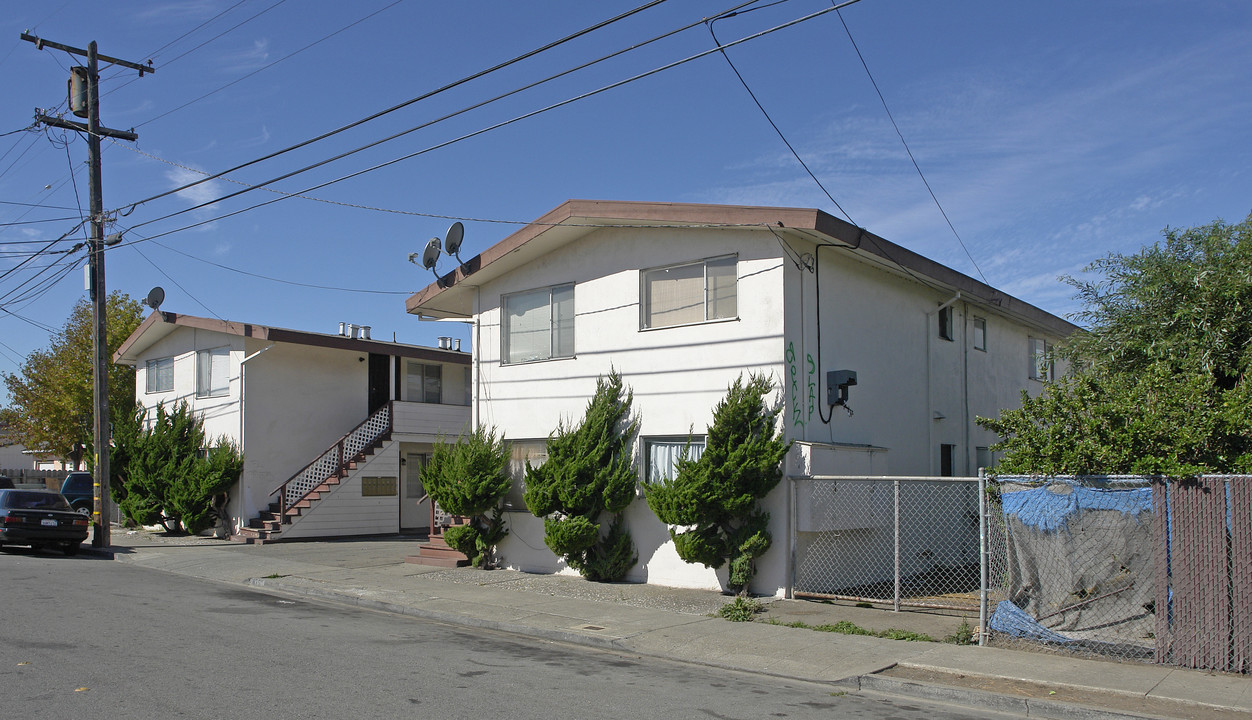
405,200,827,315
404,199,1078,338
114,312,469,365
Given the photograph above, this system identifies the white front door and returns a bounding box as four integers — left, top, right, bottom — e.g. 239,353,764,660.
400,453,429,531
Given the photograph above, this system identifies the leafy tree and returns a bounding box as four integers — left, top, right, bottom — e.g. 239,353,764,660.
422,426,512,568
118,401,243,534
645,374,790,595
979,214,1252,475
0,292,143,487
524,371,638,582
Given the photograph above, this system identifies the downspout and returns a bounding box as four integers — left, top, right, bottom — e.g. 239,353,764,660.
962,301,972,476
926,292,960,475
237,344,273,531
474,285,482,430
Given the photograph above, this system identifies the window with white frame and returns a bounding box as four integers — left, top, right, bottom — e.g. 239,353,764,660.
405,361,442,404
972,317,986,351
1028,337,1052,381
196,347,229,397
146,357,173,393
502,284,574,364
641,255,737,329
645,437,706,483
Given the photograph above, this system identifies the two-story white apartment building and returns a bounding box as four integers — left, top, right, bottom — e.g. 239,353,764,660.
405,200,1076,596
114,312,472,541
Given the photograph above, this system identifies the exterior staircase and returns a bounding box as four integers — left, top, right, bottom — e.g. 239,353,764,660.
232,403,392,544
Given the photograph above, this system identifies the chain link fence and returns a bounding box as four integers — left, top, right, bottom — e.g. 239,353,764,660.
791,476,982,612
791,474,1252,674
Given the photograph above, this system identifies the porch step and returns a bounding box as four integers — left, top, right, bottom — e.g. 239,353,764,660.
232,526,277,545
405,537,469,568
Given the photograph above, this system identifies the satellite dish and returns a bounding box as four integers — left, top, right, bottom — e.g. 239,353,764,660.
421,237,442,270
145,286,165,311
445,222,464,256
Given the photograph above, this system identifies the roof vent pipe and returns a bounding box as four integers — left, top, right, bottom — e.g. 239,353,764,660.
454,338,462,352
338,322,346,336
346,323,356,339
360,326,371,340
437,336,451,350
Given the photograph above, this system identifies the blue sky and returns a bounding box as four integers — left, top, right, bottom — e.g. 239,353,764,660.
1,0,1249,392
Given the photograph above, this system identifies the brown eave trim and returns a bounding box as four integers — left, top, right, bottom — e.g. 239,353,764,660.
114,312,470,365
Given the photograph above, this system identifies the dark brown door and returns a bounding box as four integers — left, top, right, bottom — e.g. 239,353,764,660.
368,353,390,413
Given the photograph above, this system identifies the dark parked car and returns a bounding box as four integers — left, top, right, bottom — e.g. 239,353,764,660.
0,476,13,489
0,489,89,555
60,472,94,516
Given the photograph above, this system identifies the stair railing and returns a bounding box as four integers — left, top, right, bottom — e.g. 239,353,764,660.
270,401,392,521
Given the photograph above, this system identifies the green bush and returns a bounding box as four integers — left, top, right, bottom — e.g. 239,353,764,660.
118,401,243,534
645,374,790,595
524,372,638,582
421,426,511,568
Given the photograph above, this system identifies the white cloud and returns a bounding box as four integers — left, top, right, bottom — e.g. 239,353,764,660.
218,39,270,74
165,166,223,214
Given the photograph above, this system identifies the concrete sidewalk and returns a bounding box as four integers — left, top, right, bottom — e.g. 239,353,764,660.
93,529,1249,720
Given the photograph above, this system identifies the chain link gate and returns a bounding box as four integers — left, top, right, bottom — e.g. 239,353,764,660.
790,476,983,613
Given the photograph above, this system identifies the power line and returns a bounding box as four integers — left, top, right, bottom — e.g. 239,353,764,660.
706,10,857,224
131,244,223,320
135,0,403,129
834,7,988,285
140,234,413,295
118,0,673,213
119,1,846,240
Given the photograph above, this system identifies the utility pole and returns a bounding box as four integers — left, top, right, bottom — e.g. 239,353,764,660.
23,34,153,548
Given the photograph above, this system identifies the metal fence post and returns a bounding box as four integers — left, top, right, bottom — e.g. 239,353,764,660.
978,469,988,647
893,477,901,613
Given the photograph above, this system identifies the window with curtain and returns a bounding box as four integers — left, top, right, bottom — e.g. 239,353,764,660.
502,284,574,364
645,437,706,483
641,255,737,329
195,347,229,398
146,357,173,393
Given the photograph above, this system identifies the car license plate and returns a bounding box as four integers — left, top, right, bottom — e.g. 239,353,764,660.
41,519,57,527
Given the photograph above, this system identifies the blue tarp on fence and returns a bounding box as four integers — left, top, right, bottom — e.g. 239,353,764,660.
1000,480,1152,532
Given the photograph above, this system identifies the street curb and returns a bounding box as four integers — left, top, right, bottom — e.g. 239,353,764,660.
246,577,868,690
857,674,1180,720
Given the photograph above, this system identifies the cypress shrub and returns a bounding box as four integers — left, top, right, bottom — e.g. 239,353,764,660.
421,426,511,568
645,374,790,595
524,371,638,582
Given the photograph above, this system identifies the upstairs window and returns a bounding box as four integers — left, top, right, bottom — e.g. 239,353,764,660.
196,347,229,398
405,362,442,404
503,284,574,364
146,357,173,393
937,305,954,341
641,255,737,329
1029,337,1053,381
972,317,986,351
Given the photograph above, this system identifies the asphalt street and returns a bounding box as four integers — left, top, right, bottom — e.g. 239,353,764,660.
1,547,1014,720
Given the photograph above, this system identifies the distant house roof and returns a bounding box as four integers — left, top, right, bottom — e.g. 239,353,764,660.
114,312,470,366
404,199,1078,337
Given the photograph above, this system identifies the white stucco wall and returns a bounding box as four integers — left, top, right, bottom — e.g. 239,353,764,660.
236,340,370,526
473,225,788,592
463,224,1073,596
133,326,244,445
